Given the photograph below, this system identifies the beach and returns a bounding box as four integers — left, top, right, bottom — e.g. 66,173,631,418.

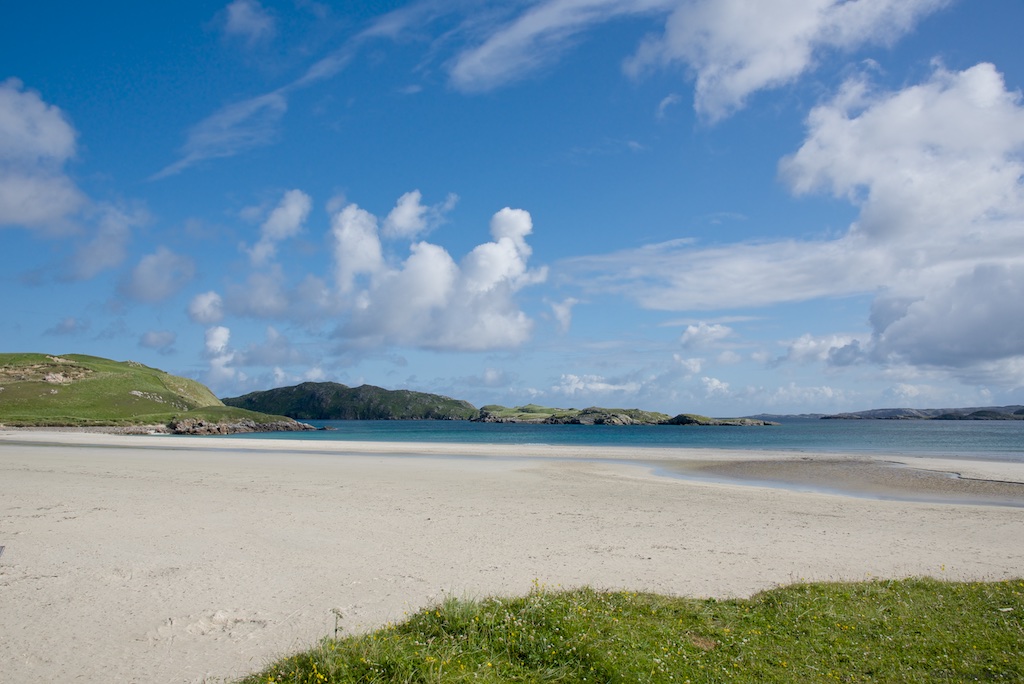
2,431,1023,683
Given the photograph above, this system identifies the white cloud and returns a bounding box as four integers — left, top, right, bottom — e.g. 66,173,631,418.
625,0,949,121
44,317,89,336
0,78,85,231
234,326,307,366
550,297,579,333
333,199,547,351
140,330,176,352
67,204,145,280
152,91,288,179
680,322,732,348
717,350,742,365
449,0,675,92
673,355,703,375
223,0,276,45
205,325,231,355
565,62,1024,383
448,0,945,121
248,189,312,265
655,93,681,119
332,203,385,294
780,332,862,365
204,325,242,387
188,291,224,324
701,376,730,396
122,247,196,303
381,190,458,240
553,373,642,396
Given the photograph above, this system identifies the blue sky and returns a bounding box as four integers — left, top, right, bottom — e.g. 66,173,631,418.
3,0,1024,415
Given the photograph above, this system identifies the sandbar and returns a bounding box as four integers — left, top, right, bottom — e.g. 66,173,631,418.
2,430,1023,683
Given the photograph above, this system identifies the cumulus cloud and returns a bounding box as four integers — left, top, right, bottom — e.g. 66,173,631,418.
625,0,949,121
122,247,196,303
680,322,732,348
248,189,312,265
381,190,458,240
673,355,703,375
204,325,242,387
872,264,1024,370
332,203,386,294
778,332,863,365
701,376,730,396
448,0,944,120
223,0,275,45
565,62,1024,382
553,373,642,396
188,291,224,324
0,78,85,231
206,325,231,355
332,198,547,351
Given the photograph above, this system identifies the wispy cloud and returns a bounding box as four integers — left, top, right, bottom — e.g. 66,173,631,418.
446,0,948,121
151,91,288,179
222,0,276,46
563,62,1024,381
449,0,674,92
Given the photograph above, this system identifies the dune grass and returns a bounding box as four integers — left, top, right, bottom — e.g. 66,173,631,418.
240,578,1023,683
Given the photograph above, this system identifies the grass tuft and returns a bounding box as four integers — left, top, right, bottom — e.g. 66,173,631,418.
239,578,1024,683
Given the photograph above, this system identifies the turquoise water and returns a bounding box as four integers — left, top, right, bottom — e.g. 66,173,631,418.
219,418,1024,462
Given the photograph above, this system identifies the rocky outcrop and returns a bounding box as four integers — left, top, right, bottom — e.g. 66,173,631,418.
168,418,315,435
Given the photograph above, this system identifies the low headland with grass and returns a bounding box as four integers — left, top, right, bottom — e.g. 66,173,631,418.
0,352,310,433
242,578,1023,683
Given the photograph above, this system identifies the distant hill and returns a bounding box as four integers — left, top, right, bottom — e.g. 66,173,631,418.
0,353,307,433
821,406,1024,420
473,404,672,425
474,404,776,426
222,382,479,420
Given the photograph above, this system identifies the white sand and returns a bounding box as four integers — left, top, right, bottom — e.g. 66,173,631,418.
2,431,1023,683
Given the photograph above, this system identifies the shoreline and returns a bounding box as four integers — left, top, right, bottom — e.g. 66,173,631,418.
5,428,1024,505
2,430,1023,682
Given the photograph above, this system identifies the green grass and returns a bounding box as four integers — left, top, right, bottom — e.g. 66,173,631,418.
0,353,286,427
239,578,1023,683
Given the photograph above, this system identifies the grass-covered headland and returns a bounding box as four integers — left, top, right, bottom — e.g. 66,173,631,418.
0,353,305,432
241,578,1022,683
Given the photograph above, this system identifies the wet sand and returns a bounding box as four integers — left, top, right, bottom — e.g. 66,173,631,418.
2,430,1023,683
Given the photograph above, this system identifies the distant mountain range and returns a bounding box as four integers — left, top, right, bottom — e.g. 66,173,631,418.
819,406,1024,420
749,406,1024,421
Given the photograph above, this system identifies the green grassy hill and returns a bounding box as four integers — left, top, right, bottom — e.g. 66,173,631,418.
223,381,479,420
0,353,293,429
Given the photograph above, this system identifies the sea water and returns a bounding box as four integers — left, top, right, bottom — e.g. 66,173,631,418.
220,418,1024,462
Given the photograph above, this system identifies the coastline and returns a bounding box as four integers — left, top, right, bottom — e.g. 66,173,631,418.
2,430,1023,682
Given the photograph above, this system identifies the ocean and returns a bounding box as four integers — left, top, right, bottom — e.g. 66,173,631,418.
218,417,1024,462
